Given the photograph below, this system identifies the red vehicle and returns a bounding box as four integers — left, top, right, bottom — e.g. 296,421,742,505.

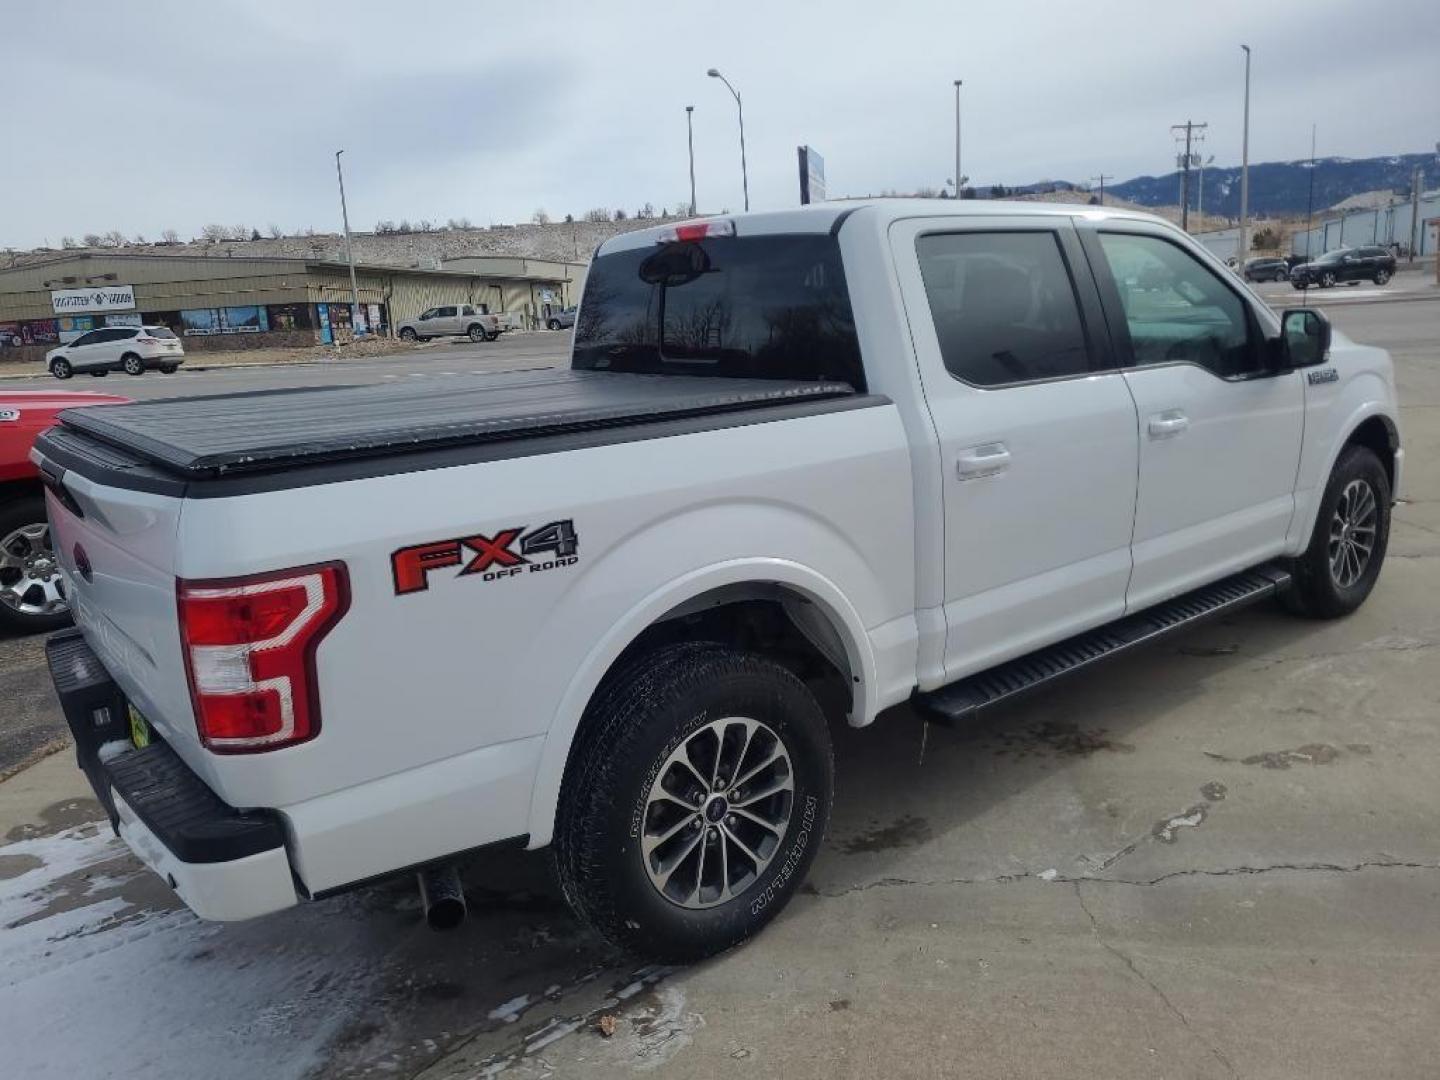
0,390,129,632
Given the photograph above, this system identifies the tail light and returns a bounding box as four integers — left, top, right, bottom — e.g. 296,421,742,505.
136,335,159,344
656,218,735,243
177,562,349,753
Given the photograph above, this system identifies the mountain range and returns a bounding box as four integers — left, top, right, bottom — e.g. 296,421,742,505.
1002,152,1435,218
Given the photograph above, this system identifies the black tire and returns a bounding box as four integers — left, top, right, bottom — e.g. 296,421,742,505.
1284,445,1390,619
399,327,417,342
555,642,833,963
121,353,145,376
1374,269,1391,285
467,324,486,343
161,365,178,374
1320,271,1337,288
484,331,499,342
1292,280,1306,291
547,319,562,331
0,495,70,634
49,357,73,379
90,371,108,377
1275,268,1289,282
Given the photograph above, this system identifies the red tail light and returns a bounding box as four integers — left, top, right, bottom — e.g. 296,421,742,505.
177,562,349,753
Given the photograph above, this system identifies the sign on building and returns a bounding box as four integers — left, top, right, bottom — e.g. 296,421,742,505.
50,285,136,314
797,146,826,205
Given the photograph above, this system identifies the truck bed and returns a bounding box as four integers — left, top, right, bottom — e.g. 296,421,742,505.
50,369,857,480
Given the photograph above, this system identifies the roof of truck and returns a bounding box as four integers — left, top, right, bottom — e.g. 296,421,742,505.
597,200,1171,253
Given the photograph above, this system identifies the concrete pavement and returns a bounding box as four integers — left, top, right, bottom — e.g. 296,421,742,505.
1,298,1437,1079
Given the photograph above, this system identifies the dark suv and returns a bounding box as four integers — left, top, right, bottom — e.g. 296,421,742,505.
1290,246,1397,289
1243,257,1290,282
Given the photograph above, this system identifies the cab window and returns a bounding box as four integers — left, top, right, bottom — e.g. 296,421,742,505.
1096,232,1258,379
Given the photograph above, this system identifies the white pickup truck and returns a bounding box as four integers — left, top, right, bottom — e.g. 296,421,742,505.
36,202,1401,962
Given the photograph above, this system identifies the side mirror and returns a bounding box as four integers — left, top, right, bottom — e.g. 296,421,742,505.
1280,308,1331,368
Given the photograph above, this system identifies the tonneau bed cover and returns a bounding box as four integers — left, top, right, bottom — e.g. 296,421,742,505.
50,369,855,480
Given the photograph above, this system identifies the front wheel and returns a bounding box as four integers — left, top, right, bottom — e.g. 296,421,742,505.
555,643,833,963
1374,269,1391,285
49,357,73,379
1320,271,1337,288
0,496,70,633
547,319,562,331
1284,445,1391,619
122,353,145,376
399,327,417,342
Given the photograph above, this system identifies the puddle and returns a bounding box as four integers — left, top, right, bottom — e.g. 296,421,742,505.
992,719,1135,759
837,814,931,854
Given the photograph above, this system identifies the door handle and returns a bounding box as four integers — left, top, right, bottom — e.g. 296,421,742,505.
957,442,1011,479
1147,410,1189,438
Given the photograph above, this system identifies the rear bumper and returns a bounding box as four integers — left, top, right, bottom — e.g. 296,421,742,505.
45,629,298,921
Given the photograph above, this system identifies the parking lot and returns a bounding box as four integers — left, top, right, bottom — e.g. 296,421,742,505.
2,294,1438,1079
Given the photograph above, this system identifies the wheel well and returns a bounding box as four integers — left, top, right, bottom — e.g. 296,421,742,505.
598,586,857,724
1345,416,1397,491
0,478,43,506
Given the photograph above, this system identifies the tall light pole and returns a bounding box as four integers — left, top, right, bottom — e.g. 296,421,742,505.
707,68,749,212
1239,45,1252,263
953,79,963,199
685,105,697,216
334,150,364,338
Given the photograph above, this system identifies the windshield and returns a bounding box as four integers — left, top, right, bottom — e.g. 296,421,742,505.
1315,250,1348,264
572,233,864,389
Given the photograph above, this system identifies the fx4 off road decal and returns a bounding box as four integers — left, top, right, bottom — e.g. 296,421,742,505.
391,519,579,595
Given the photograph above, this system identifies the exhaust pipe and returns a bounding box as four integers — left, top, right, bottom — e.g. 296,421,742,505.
417,863,466,930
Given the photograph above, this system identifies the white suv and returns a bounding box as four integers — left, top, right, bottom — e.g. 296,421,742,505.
46,325,185,379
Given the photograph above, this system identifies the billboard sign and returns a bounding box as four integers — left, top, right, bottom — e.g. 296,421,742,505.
797,146,826,205
51,284,135,314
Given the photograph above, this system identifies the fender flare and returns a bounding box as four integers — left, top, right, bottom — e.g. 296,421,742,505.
1291,402,1399,549
522,557,877,848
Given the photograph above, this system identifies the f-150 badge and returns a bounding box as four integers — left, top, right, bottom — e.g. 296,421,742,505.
391,519,579,595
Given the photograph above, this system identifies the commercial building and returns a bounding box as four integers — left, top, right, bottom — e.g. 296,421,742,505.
0,252,585,358
1289,191,1439,260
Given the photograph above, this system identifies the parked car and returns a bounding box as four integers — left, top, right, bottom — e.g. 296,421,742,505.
37,203,1400,964
547,307,578,331
398,305,502,342
1289,246,1397,289
0,390,129,631
45,326,184,379
1243,257,1290,282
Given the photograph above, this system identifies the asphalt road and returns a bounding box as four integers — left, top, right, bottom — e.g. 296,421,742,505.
1,296,1438,1078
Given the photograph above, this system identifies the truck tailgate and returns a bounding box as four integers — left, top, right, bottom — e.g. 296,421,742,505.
36,448,199,762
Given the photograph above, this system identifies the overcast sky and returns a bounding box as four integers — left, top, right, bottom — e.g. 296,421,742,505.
3,0,1437,249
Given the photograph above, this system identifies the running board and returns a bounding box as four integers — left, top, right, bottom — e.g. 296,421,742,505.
916,563,1293,726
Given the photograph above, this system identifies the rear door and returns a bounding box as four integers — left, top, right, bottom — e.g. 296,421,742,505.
1080,220,1303,609
890,214,1140,680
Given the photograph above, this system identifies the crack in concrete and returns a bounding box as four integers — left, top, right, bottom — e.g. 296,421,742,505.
816,858,1440,899
1073,881,1238,1078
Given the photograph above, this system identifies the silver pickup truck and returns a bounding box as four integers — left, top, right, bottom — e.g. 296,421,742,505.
397,304,503,343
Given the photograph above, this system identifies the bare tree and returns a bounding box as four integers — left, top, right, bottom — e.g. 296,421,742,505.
531,209,552,225
229,224,250,241
61,236,79,249
637,202,656,219
583,208,611,223
613,208,628,221
398,219,413,233
102,230,127,247
417,219,434,232
201,224,227,243
82,233,103,247
133,233,147,245
161,228,180,245
268,223,283,239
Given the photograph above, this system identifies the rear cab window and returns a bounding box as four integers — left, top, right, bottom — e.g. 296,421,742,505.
572,232,865,389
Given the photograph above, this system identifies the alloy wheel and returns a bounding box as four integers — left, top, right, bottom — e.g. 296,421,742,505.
640,716,794,909
1328,478,1378,589
0,522,67,619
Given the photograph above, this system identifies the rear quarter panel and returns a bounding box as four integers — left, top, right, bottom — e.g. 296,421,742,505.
175,403,917,845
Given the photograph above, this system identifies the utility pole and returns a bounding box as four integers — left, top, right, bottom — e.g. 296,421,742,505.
1198,154,1214,224
953,79,963,199
685,106,697,216
1170,120,1208,231
1304,124,1317,260
1239,45,1252,262
1409,165,1423,263
334,150,364,339
1090,174,1114,206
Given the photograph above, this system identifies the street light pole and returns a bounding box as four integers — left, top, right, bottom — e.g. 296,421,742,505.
685,105,697,216
334,150,364,339
707,68,749,212
953,79,963,199
1239,44,1252,262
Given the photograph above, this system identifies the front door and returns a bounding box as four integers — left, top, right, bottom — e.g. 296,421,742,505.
1081,223,1304,610
892,216,1140,681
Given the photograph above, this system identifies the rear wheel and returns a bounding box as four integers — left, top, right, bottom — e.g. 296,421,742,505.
122,353,145,376
161,365,178,374
0,497,70,633
547,319,562,331
467,324,486,343
1284,445,1390,619
484,331,499,341
49,357,73,379
555,643,833,962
